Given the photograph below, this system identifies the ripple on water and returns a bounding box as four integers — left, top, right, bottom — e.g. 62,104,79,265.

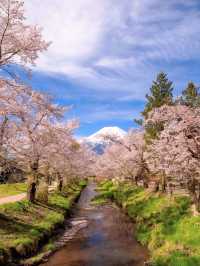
40,184,149,266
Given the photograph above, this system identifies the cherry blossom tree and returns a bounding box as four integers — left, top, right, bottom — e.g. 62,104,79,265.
0,1,92,203
69,143,96,181
36,120,95,198
0,79,28,180
41,120,80,191
3,82,64,201
0,78,91,202
0,0,49,75
96,130,148,185
144,104,200,209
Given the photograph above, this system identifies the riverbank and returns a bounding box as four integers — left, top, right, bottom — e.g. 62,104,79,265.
95,180,200,266
41,182,148,266
0,180,86,266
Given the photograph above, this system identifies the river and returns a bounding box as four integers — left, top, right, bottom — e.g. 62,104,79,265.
41,183,148,266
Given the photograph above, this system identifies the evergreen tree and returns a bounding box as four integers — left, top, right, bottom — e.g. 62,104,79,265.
142,72,173,119
181,82,200,108
142,72,173,143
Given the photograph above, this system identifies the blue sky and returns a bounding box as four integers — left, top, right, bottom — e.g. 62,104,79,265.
23,0,200,136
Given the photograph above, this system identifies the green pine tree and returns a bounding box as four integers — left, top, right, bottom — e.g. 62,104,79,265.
142,72,174,143
142,72,173,119
181,82,200,108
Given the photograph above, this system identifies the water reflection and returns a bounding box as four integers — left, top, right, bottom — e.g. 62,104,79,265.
41,183,148,266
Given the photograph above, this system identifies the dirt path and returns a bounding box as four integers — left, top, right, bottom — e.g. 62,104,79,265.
0,184,57,205
0,193,26,205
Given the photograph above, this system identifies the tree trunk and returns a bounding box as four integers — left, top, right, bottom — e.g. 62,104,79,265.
57,172,63,192
27,182,36,202
43,175,50,202
196,182,200,212
135,176,139,186
161,173,167,193
153,181,159,192
169,183,174,197
27,161,39,203
187,178,198,211
143,179,149,188
39,167,51,203
58,180,63,192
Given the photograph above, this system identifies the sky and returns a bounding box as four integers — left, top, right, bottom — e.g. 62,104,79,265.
23,0,200,137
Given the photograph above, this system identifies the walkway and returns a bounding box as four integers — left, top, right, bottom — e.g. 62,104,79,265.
0,193,26,205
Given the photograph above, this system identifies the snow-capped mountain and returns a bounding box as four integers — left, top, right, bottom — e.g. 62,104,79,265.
81,127,127,154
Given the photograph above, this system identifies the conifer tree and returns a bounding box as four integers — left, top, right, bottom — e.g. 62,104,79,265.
142,72,173,119
181,82,200,108
142,72,174,143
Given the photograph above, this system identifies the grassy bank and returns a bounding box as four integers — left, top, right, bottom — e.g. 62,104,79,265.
0,183,27,198
0,180,86,266
95,180,200,266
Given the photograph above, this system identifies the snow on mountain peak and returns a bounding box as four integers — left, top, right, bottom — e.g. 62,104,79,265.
87,126,126,142
80,127,127,154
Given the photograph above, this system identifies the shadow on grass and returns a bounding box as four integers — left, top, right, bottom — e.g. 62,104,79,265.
0,212,40,235
34,201,60,212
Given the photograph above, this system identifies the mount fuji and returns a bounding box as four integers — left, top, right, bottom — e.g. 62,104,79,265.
81,127,127,154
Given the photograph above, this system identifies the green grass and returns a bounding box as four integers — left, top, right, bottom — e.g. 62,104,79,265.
20,240,56,265
96,180,200,266
91,195,108,205
0,180,86,264
48,193,73,211
0,183,27,198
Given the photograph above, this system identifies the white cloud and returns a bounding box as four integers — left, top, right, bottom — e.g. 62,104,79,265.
95,57,136,68
80,108,140,123
25,0,108,61
24,0,200,99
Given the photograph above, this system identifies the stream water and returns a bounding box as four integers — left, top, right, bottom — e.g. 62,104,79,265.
41,183,148,266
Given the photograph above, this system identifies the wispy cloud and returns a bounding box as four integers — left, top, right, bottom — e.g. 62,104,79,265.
25,0,200,97
82,109,138,123
24,1,200,135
